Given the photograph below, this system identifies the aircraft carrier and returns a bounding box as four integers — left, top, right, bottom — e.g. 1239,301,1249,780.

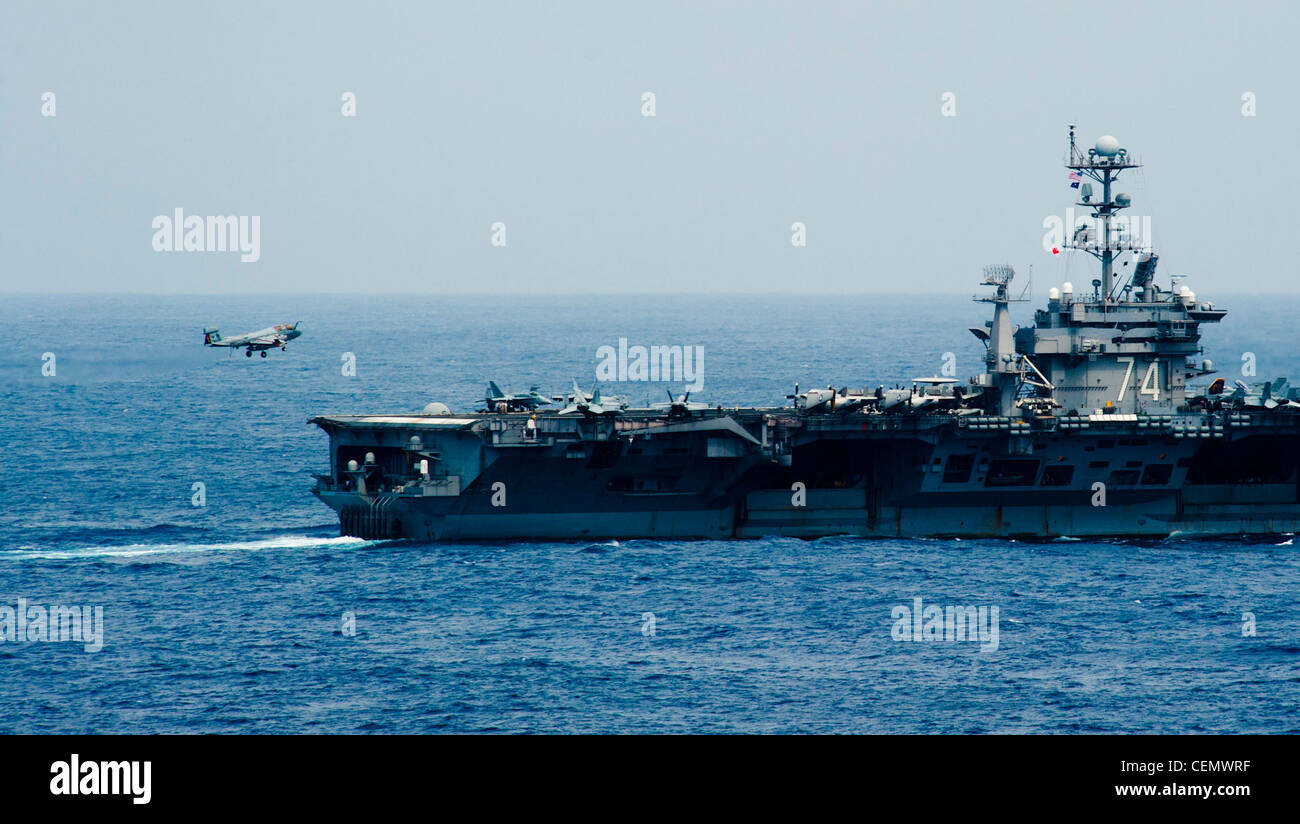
310,127,1300,541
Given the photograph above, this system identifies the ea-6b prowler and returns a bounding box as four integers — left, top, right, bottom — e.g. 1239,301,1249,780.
308,127,1300,541
203,322,302,357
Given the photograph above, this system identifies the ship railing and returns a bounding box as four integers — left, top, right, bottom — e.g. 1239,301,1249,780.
394,475,462,497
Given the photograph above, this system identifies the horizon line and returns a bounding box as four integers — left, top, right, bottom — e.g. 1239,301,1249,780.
2,290,1293,298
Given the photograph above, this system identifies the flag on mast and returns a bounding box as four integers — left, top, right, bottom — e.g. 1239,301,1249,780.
1068,171,1082,189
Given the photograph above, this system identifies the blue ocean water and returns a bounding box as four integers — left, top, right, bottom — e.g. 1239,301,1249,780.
1,293,1298,733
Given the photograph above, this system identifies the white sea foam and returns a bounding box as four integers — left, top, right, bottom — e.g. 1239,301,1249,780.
0,534,372,562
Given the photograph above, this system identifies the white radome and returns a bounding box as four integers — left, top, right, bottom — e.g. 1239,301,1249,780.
1095,135,1120,157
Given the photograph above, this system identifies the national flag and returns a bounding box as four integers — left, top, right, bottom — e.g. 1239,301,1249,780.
1068,171,1082,189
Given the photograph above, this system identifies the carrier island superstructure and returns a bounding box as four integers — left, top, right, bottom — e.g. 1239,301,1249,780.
310,127,1300,540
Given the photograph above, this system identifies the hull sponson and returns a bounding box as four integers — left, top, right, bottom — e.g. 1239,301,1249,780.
309,409,1300,541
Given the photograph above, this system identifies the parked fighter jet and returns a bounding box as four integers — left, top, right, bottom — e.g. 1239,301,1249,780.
556,379,628,416
483,382,553,413
650,389,710,419
1223,378,1300,410
203,322,302,357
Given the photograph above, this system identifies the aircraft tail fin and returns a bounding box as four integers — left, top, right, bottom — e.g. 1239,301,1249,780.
487,381,505,399
203,328,222,345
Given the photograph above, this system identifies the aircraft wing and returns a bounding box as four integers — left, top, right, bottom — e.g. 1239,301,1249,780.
243,337,283,350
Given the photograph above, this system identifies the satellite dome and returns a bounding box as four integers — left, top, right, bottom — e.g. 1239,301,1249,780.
1062,281,1074,293
1095,135,1120,157
422,401,452,416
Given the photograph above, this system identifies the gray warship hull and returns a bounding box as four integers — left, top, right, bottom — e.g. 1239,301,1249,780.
310,408,1300,541
310,126,1300,542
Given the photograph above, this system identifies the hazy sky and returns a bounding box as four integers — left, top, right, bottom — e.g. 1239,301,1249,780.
2,0,1295,294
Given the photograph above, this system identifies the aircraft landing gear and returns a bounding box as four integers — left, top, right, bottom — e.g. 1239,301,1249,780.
245,350,252,358
260,351,268,358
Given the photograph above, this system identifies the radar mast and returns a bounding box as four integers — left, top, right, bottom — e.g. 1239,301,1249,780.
1064,123,1143,300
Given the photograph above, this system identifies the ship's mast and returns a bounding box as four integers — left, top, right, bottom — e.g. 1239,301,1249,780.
1065,123,1141,300
1004,126,1229,416
975,264,1026,415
